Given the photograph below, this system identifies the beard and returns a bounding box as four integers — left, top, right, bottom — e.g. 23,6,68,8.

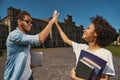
21,24,31,34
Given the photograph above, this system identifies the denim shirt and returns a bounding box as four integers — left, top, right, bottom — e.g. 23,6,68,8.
4,28,40,80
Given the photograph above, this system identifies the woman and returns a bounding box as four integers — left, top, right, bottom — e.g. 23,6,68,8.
55,15,115,80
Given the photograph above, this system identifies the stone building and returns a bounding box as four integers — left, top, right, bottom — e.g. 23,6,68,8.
0,7,85,48
117,35,120,46
0,23,8,48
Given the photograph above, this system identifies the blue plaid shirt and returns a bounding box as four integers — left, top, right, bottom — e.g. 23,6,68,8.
4,28,40,80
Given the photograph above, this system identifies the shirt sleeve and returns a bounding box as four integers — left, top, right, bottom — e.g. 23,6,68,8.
72,41,88,64
9,31,40,46
102,52,115,76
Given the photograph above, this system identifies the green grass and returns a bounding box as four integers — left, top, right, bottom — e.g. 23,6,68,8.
106,46,120,57
2,46,120,57
0,49,6,54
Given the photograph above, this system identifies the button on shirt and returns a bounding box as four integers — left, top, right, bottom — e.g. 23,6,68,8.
4,28,40,80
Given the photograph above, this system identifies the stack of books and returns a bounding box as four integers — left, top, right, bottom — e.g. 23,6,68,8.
75,50,107,80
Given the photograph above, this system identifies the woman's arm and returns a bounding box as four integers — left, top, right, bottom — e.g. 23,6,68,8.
98,74,109,80
70,68,85,80
55,21,72,46
70,68,109,80
38,10,59,43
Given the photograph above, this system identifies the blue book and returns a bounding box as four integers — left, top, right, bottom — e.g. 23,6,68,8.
75,50,107,80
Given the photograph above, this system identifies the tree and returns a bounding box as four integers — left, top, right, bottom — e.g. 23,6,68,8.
112,27,118,42
118,28,120,35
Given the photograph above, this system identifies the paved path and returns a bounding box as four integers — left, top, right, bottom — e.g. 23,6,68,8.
0,47,120,80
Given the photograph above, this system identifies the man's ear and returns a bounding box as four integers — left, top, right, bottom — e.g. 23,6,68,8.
17,19,22,25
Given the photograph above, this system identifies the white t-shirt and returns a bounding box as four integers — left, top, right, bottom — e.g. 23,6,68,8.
72,41,115,76
20,45,32,80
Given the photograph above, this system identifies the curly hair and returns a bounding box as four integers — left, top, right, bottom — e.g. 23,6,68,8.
90,15,116,47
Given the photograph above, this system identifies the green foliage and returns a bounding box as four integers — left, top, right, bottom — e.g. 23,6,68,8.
106,46,120,57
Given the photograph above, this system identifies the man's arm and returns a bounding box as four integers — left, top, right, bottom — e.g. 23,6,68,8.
38,10,59,43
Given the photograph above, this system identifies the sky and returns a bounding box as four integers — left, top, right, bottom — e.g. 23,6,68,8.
0,0,120,31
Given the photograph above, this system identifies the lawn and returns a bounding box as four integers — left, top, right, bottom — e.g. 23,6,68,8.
106,46,120,57
1,46,120,57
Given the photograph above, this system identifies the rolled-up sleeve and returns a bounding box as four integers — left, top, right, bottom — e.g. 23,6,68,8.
9,31,40,46
23,34,40,45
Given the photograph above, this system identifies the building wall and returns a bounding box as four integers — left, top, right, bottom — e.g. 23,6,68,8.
0,24,8,48
0,7,85,48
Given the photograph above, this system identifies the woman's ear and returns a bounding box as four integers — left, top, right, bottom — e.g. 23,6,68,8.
94,32,98,37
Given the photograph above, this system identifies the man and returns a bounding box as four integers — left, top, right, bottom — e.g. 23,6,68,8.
4,10,59,80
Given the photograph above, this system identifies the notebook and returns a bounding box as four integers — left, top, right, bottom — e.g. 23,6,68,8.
31,51,43,67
